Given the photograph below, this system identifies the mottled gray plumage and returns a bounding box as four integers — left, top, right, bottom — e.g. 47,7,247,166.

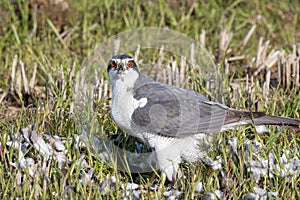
131,74,227,137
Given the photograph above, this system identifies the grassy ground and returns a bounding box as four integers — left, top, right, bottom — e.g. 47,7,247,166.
0,0,300,199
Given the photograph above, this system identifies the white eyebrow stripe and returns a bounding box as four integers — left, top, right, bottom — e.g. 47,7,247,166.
111,58,134,64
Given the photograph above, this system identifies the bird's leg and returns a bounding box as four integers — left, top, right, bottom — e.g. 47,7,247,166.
159,171,181,191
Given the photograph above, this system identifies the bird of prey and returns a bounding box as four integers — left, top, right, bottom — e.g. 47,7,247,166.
107,54,300,181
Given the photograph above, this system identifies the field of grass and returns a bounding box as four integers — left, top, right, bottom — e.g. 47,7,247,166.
0,0,300,199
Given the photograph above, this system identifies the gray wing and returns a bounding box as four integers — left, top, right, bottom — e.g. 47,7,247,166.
131,82,228,137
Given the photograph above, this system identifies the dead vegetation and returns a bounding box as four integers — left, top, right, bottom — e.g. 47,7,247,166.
1,26,300,121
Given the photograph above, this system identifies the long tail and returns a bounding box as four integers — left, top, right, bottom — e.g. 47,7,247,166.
222,109,300,130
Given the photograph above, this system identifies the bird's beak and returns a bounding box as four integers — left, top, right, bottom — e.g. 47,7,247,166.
116,63,127,81
116,63,127,74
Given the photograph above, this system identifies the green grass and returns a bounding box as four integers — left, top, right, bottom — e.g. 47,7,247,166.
0,0,300,199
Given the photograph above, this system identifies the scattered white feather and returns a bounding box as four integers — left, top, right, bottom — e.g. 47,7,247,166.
79,169,95,185
214,190,224,199
163,189,183,199
228,137,238,156
253,187,278,199
194,181,203,193
110,175,117,183
52,136,66,151
202,157,223,171
255,125,270,134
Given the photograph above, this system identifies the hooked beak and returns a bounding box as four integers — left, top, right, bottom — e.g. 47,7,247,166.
116,63,127,74
115,64,127,81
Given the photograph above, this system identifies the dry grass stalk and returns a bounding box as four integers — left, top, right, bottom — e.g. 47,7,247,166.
3,31,300,120
219,30,233,62
296,57,299,87
224,58,229,76
114,38,120,55
166,63,172,85
10,55,18,92
19,61,29,94
243,25,256,47
134,44,141,62
16,60,22,93
180,56,187,85
30,63,37,89
0,91,6,104
60,64,66,99
200,29,206,48
227,56,245,62
235,25,256,55
69,61,76,83
155,45,165,81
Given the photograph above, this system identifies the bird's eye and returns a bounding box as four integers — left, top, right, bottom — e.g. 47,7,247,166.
111,61,116,67
127,61,134,67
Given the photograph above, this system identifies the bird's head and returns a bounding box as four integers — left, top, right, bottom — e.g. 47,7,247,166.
107,54,140,87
